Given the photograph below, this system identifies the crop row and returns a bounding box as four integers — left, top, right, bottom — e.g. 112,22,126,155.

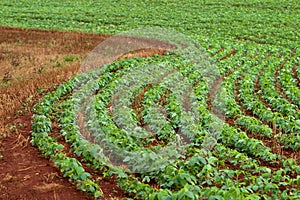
1,0,299,49
32,50,300,199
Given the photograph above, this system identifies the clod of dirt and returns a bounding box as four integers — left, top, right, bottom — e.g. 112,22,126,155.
2,173,13,182
0,183,7,192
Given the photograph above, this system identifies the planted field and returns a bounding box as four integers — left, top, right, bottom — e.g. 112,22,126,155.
0,0,300,199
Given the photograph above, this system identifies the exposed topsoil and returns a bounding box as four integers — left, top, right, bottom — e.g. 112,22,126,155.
0,26,171,200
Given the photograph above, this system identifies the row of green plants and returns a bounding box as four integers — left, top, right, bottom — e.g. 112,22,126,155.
277,53,300,108
258,53,299,119
31,80,103,198
214,44,300,151
76,55,300,199
31,50,300,199
229,49,300,144
218,47,276,139
297,65,300,82
1,0,299,49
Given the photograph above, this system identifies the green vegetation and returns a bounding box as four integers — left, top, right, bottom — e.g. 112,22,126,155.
0,0,299,48
31,54,300,199
1,0,299,199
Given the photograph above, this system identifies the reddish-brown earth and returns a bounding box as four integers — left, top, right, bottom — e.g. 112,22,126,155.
0,26,171,200
0,26,116,200
0,113,95,200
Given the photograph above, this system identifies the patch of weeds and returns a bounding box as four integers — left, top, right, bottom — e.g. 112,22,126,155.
17,109,23,115
15,75,22,82
38,66,45,73
0,132,5,138
9,125,18,134
7,123,23,133
33,66,45,73
17,123,24,129
2,71,12,83
63,54,79,63
22,95,34,112
52,59,62,68
37,88,43,94
0,81,11,88
11,58,20,67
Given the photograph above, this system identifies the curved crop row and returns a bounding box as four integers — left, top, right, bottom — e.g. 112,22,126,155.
31,49,300,199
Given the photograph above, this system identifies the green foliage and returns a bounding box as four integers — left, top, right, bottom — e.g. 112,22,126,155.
30,54,300,199
15,0,300,199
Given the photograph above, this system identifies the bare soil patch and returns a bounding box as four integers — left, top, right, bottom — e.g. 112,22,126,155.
0,113,94,200
0,26,171,199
